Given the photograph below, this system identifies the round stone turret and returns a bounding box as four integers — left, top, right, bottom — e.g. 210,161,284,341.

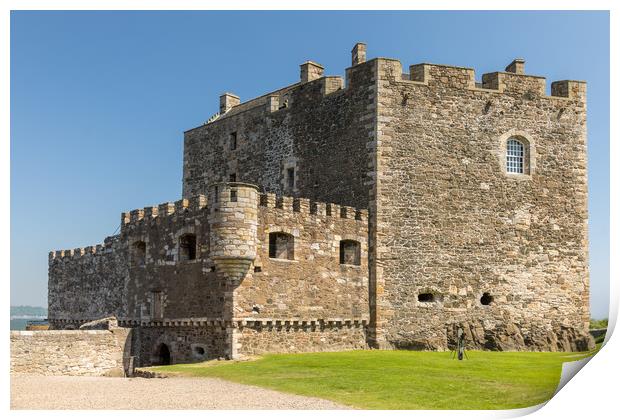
208,182,259,281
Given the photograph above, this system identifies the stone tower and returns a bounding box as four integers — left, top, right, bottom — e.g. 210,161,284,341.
208,181,259,286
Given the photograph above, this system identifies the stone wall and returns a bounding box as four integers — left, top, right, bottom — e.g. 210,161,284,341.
49,182,369,362
112,186,369,326
182,59,376,209
236,322,367,356
370,58,592,351
119,195,226,321
131,325,228,367
10,328,131,376
48,235,128,327
234,193,369,321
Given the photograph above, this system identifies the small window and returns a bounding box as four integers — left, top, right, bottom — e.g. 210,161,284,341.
230,189,237,202
132,241,146,266
229,132,237,150
287,167,295,190
179,233,197,261
229,173,236,182
269,232,294,260
481,292,494,306
418,293,434,303
506,138,524,174
340,240,361,265
214,186,219,203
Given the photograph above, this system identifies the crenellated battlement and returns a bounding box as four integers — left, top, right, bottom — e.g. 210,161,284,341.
49,235,121,261
122,186,368,226
258,192,368,222
395,60,584,100
120,194,207,233
191,74,346,131
188,47,585,134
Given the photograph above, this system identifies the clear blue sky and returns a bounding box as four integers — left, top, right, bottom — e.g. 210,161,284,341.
10,11,610,318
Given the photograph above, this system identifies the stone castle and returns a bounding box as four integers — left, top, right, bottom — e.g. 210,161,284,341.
48,43,594,366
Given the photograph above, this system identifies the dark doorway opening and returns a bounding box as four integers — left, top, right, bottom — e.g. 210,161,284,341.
155,343,171,366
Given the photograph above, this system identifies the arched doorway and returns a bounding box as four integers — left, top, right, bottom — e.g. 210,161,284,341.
154,343,171,366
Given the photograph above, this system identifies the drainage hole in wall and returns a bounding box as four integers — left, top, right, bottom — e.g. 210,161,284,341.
481,292,494,306
418,293,434,303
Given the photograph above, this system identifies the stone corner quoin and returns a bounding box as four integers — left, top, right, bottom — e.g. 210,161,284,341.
44,42,593,368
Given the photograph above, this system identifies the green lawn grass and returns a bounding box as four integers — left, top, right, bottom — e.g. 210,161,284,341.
148,349,596,410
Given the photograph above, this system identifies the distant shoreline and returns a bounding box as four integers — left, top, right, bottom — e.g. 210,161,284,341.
10,315,46,320
10,306,48,330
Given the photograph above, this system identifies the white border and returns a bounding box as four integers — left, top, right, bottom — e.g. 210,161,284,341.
2,2,616,420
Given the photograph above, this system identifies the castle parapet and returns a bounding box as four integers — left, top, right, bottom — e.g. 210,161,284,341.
410,63,476,89
377,57,580,101
49,236,121,262
550,80,587,101
190,45,586,135
120,195,207,233
480,70,546,95
259,193,368,222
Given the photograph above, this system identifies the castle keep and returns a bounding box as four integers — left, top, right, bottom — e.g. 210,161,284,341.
49,43,594,366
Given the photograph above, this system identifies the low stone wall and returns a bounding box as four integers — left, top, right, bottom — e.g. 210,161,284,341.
237,324,368,356
10,328,131,376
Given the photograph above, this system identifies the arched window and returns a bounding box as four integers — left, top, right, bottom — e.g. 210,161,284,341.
506,138,525,174
340,240,361,265
269,232,294,260
179,233,197,261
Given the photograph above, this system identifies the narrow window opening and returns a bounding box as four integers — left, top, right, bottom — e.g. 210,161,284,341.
506,138,525,174
229,173,236,182
230,132,237,150
481,292,494,306
214,186,219,203
179,233,197,261
132,241,146,266
230,189,237,202
287,167,295,190
339,240,361,265
254,266,262,272
418,293,434,303
269,232,294,260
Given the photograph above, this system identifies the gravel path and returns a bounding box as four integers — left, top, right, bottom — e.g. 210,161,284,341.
11,374,348,410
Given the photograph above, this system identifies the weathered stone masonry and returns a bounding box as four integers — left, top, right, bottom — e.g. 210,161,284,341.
371,59,591,351
49,182,368,364
10,328,131,376
47,43,593,366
